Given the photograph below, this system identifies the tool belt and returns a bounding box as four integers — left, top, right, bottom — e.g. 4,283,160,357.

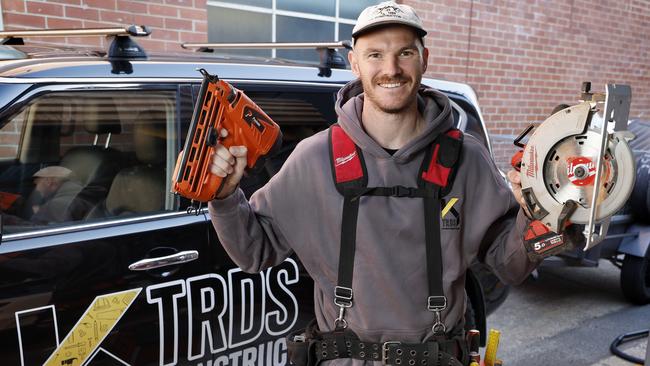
287,322,469,366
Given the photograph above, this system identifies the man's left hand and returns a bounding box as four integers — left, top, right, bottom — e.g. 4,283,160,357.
507,169,532,218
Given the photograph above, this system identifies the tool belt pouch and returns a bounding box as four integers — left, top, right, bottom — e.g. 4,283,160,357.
287,321,319,366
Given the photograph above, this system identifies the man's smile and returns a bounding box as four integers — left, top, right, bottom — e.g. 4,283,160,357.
378,82,404,88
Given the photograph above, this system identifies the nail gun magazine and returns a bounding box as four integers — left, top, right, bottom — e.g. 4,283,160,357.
172,69,283,203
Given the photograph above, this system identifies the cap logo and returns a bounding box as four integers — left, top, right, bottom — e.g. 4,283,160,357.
372,4,404,19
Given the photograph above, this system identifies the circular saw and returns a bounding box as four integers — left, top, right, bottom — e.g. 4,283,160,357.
512,82,636,260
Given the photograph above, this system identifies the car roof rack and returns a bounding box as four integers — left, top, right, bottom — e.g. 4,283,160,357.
0,25,151,59
182,41,352,77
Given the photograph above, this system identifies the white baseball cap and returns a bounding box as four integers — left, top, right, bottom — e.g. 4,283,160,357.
352,1,427,40
33,166,73,179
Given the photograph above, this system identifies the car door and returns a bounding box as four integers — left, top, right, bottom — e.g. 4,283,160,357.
0,83,216,366
201,81,340,365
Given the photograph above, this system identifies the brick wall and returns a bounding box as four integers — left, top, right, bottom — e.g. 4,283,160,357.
3,1,649,170
1,0,207,52
402,0,650,171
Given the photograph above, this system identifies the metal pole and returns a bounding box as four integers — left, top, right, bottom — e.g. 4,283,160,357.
583,86,611,248
644,333,650,366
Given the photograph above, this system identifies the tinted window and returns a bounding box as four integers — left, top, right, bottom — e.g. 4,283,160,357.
235,88,336,197
0,90,178,233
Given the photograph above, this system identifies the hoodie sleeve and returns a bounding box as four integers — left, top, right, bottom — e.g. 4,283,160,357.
208,185,292,274
463,136,542,285
207,133,325,274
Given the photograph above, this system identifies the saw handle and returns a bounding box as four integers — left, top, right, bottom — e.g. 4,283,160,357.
510,125,535,172
510,151,523,172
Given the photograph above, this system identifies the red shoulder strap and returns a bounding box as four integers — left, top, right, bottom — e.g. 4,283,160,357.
330,125,463,194
329,125,367,192
420,128,463,190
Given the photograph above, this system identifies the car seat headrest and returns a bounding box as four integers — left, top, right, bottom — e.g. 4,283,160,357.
77,98,122,135
133,110,167,165
104,166,165,215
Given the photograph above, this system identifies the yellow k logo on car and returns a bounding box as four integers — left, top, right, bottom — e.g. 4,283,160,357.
43,288,141,366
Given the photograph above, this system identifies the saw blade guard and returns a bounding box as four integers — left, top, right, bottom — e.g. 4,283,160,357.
519,97,635,235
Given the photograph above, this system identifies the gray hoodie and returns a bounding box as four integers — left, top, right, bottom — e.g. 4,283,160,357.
209,80,537,357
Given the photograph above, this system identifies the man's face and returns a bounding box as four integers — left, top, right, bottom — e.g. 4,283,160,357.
33,177,62,198
349,25,428,114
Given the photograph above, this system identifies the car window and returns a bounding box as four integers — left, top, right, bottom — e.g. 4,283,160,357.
217,88,338,197
0,90,178,234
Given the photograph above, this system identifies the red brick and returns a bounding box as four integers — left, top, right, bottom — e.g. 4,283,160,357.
147,4,178,17
152,28,179,41
82,0,116,10
4,13,46,28
3,0,26,12
116,0,148,13
137,38,167,52
82,21,112,28
65,6,99,21
0,133,22,145
49,0,82,4
0,147,19,157
194,21,207,33
65,35,102,47
133,14,165,28
31,36,68,45
26,1,64,16
99,10,135,24
46,17,83,29
179,8,205,21
165,0,192,7
164,17,192,31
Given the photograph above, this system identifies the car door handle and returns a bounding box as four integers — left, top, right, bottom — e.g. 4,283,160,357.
128,250,199,271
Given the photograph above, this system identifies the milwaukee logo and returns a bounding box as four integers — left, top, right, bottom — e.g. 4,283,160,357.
566,156,596,186
526,146,537,178
335,152,356,167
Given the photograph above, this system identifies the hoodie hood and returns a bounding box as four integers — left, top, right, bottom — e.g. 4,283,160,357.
335,79,455,162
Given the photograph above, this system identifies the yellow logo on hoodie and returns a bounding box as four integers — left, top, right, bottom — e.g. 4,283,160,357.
441,197,460,229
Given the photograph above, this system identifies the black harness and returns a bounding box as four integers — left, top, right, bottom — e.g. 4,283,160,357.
288,124,466,366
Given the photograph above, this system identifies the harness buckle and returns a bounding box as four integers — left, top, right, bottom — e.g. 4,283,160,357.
391,185,413,197
428,296,447,335
382,341,401,365
334,286,353,307
427,296,447,311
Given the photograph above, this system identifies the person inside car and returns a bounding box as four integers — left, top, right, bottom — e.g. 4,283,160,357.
22,166,85,224
208,2,539,365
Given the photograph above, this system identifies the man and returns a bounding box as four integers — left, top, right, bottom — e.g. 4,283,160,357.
24,166,84,223
209,2,537,364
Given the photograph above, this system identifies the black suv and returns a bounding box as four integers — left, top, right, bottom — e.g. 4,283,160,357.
0,27,503,366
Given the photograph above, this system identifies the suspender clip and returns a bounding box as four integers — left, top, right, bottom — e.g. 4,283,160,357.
427,296,447,312
334,286,353,307
428,296,447,335
334,286,353,329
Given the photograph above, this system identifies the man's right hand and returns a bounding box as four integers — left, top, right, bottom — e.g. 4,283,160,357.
210,128,248,199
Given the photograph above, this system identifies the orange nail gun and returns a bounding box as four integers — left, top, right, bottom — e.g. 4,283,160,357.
172,69,282,204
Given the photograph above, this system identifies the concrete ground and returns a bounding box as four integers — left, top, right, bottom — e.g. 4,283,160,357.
486,260,650,365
